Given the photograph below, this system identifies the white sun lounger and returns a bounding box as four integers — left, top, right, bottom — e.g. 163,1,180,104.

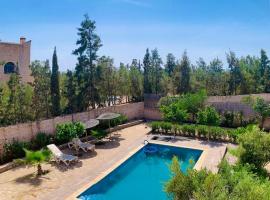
68,138,95,153
47,144,78,166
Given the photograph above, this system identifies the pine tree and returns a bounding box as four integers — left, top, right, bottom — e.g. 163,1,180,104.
51,47,61,116
151,48,163,94
130,64,143,101
227,51,242,95
64,70,77,114
165,53,176,76
143,48,152,93
178,51,191,94
73,14,102,109
260,49,270,92
260,49,269,79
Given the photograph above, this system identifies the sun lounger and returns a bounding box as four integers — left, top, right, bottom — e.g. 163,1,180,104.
47,144,78,166
68,138,95,152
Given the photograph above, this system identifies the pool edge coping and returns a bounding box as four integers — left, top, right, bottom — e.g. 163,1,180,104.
149,140,208,171
66,141,206,200
66,144,145,200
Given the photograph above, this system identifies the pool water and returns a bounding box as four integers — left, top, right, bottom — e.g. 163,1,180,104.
78,143,202,200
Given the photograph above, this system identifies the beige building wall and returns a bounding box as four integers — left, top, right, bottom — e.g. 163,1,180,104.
0,37,33,83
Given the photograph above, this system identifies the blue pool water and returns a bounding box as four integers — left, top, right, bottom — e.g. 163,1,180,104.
78,143,202,200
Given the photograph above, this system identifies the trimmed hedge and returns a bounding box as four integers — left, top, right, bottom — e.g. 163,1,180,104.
150,121,246,143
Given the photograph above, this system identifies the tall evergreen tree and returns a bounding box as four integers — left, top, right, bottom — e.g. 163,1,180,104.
165,53,176,76
51,47,61,116
227,51,242,95
260,49,269,79
260,49,270,92
143,48,152,93
151,48,163,94
31,60,51,119
130,62,143,101
118,63,130,103
6,73,33,124
178,51,191,94
73,14,102,109
64,70,77,114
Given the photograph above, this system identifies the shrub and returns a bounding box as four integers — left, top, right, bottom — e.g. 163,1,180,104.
237,125,270,170
111,114,128,127
31,132,52,150
197,125,208,138
91,129,108,140
165,158,270,200
222,111,234,127
150,121,160,133
222,111,248,128
197,106,220,126
98,114,128,129
160,103,188,123
172,124,181,135
181,124,196,136
161,122,172,134
227,127,246,143
55,122,85,144
1,140,30,163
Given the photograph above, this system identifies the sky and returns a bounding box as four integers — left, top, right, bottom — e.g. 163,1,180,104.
1,0,270,71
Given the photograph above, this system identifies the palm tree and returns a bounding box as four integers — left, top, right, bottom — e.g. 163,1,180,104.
23,149,51,176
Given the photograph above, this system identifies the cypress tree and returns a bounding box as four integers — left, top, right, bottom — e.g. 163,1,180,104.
178,51,191,94
165,53,176,76
143,48,152,93
51,47,61,116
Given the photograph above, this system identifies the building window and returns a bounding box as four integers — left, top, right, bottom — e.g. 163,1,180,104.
4,62,16,74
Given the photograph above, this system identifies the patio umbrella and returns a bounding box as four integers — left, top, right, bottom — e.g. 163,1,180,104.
96,112,121,138
85,119,100,129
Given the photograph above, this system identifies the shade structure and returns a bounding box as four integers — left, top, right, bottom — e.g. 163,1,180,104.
85,119,100,129
96,112,120,120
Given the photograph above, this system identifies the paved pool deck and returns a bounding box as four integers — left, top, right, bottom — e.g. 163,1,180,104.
0,124,227,200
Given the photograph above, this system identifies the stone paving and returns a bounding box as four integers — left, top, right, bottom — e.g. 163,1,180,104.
0,124,228,200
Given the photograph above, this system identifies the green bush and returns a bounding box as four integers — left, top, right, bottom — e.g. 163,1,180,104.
31,132,52,150
221,111,249,128
160,122,172,134
55,122,85,144
197,106,221,126
91,129,108,140
150,121,161,133
227,127,247,143
1,140,30,163
196,125,208,138
165,157,270,200
181,124,196,136
98,114,128,129
110,114,128,127
172,124,181,135
237,125,270,170
160,103,188,123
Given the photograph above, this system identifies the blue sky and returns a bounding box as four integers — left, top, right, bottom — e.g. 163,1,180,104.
1,0,270,71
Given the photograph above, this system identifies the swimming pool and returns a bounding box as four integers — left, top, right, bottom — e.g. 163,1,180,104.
78,143,202,200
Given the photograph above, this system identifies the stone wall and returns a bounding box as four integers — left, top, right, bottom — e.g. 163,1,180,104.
0,102,144,154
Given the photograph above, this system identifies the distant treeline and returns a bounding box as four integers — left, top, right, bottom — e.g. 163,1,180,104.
0,14,269,126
